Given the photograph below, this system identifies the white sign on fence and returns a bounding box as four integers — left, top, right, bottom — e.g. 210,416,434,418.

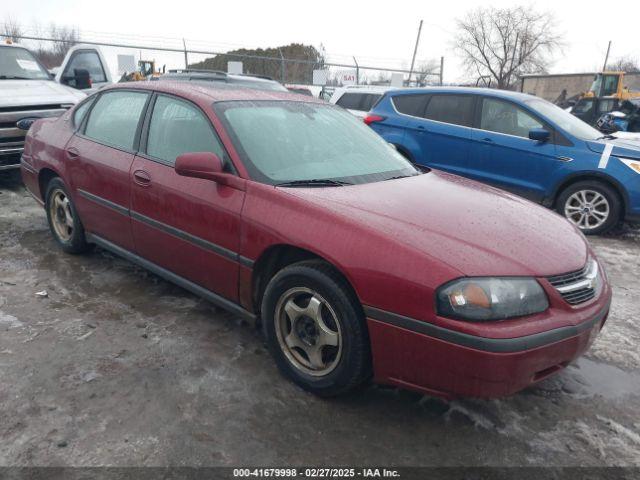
227,61,243,74
117,55,136,75
312,69,328,86
338,69,357,86
390,73,404,87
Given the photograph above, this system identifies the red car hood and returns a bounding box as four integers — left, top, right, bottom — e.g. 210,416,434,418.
283,171,588,277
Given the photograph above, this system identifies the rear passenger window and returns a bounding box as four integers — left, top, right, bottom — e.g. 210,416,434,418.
84,91,149,150
360,94,382,111
424,95,474,127
392,94,430,117
480,98,543,138
335,93,364,110
146,95,226,165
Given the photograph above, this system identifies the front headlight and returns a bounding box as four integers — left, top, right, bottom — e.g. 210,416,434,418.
436,277,549,322
618,157,640,174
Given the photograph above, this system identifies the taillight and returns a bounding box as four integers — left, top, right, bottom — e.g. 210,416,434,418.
363,114,386,126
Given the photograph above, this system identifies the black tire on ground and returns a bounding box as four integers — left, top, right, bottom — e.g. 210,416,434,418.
261,260,371,397
556,180,621,235
44,177,92,254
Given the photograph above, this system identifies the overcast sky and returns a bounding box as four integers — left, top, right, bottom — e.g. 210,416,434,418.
3,0,639,82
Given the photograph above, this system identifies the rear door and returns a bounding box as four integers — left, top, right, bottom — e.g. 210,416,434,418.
409,94,476,175
469,97,558,201
66,89,150,251
130,93,244,302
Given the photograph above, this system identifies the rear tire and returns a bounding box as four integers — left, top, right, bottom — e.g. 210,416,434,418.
556,180,621,235
45,177,92,254
261,260,371,397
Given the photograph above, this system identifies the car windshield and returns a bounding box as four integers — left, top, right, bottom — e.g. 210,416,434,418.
0,46,51,80
216,101,419,185
525,98,601,141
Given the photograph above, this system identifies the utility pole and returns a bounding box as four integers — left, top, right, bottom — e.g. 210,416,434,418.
602,41,612,71
439,56,444,85
183,38,188,69
408,20,423,86
353,56,359,85
278,49,285,83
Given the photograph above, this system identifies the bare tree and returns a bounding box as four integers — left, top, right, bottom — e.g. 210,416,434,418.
1,17,23,41
607,56,640,73
414,59,439,86
454,6,563,89
34,23,80,68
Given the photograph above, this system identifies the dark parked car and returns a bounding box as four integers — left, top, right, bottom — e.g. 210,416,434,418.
21,82,611,398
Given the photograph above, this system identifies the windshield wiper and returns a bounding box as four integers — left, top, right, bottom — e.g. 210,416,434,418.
596,134,616,140
0,75,33,80
275,178,353,187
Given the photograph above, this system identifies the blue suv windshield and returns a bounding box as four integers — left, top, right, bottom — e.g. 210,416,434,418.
525,98,602,141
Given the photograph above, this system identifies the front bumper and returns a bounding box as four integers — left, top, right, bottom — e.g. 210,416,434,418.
366,297,611,399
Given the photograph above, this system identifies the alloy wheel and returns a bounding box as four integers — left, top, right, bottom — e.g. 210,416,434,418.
274,287,342,377
564,189,610,231
49,189,74,242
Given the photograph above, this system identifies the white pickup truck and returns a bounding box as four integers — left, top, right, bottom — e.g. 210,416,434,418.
0,41,111,173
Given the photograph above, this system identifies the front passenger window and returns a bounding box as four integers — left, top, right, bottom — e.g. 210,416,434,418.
146,95,227,165
480,98,543,138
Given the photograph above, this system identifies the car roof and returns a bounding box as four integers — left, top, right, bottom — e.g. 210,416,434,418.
102,81,325,104
387,86,539,102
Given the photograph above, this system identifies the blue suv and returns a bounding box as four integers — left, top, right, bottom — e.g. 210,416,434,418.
366,88,640,235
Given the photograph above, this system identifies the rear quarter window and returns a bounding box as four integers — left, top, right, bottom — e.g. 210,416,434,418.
392,94,430,117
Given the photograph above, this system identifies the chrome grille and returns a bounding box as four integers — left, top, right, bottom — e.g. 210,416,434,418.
547,261,598,305
0,105,69,150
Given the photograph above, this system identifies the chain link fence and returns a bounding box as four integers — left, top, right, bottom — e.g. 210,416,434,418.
7,31,442,90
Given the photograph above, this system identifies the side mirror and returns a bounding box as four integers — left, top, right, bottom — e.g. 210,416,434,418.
175,152,232,185
529,128,550,142
73,68,92,90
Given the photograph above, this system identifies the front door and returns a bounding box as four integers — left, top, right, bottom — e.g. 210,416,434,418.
469,97,558,202
130,93,245,302
66,90,150,251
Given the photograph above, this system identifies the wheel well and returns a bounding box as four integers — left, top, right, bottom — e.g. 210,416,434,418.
38,168,59,201
553,175,626,216
251,245,357,316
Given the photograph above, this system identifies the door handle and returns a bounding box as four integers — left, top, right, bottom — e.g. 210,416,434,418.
133,170,151,186
65,147,80,160
416,125,426,131
482,137,494,143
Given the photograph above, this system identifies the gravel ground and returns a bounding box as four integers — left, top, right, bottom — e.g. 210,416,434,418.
1,173,639,467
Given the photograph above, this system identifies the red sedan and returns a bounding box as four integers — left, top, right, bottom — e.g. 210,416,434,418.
21,82,612,398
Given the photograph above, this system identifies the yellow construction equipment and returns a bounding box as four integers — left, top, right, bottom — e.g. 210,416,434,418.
583,72,640,100
572,72,640,125
120,60,162,82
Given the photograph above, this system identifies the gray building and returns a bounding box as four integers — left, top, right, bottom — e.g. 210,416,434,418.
520,72,640,102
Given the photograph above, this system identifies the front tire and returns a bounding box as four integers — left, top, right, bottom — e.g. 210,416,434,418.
45,178,92,254
556,180,621,235
261,261,371,396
